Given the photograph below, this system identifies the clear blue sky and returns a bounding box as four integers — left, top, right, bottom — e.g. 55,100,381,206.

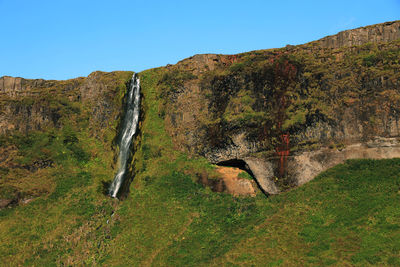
0,0,399,80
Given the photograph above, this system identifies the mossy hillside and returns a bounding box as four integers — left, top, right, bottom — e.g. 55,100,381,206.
0,71,133,200
3,122,400,266
1,67,400,266
0,67,227,265
0,34,399,266
0,127,118,265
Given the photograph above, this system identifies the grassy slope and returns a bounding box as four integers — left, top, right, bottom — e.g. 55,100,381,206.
0,68,399,266
0,129,118,266
210,159,400,266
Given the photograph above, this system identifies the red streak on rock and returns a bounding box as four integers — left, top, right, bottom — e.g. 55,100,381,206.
276,134,290,177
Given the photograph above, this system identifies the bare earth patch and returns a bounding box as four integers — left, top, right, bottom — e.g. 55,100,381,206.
215,166,257,196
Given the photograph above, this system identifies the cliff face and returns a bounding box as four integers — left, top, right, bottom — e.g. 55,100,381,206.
155,20,400,193
1,20,399,196
0,71,132,135
317,20,400,49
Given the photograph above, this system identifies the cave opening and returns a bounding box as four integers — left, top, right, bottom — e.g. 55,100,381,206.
216,158,268,195
217,159,254,176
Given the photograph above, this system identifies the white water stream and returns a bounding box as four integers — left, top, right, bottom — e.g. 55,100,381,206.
109,73,140,198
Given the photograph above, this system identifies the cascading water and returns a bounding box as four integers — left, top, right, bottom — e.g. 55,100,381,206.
109,73,140,198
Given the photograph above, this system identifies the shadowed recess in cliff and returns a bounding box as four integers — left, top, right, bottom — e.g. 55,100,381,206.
216,158,269,195
108,73,140,198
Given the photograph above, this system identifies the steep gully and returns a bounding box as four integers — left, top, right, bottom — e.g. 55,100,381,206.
109,73,140,198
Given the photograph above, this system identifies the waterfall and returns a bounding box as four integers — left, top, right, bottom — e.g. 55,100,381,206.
109,73,140,198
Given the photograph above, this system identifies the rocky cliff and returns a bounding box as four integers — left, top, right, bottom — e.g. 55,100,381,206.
317,20,400,49
153,20,400,194
0,71,132,135
1,20,399,196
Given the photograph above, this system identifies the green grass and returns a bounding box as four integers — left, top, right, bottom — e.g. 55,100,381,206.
102,157,400,266
238,171,254,180
0,125,118,265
